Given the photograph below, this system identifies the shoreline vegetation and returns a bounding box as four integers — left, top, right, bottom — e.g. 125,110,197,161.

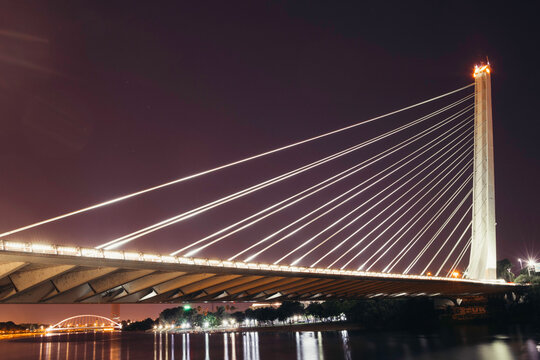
150,321,364,334
123,285,540,334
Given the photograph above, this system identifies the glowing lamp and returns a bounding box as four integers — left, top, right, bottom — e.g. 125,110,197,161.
473,64,491,78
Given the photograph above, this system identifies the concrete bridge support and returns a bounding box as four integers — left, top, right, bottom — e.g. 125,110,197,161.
469,64,497,280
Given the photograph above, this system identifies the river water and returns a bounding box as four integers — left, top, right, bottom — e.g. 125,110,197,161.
1,324,539,359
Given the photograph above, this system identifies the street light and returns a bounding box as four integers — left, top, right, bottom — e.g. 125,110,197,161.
525,258,538,276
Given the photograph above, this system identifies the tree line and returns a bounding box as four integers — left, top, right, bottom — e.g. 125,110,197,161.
123,298,440,331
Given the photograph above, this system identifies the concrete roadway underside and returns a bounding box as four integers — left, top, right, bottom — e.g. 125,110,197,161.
0,250,520,304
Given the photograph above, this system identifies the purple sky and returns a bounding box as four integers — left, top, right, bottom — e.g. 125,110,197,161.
0,1,539,322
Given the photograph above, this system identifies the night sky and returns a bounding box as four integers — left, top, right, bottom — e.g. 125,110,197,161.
0,1,539,323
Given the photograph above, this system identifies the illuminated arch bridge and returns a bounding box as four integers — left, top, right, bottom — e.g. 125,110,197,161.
46,315,122,332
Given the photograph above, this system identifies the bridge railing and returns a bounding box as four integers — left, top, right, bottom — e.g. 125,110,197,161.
0,240,507,285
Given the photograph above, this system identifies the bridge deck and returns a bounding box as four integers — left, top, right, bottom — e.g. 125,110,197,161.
0,242,520,304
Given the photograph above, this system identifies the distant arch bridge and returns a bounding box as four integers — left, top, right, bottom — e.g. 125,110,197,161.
46,315,122,332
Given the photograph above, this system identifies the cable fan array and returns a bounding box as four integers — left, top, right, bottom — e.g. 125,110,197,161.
0,84,476,277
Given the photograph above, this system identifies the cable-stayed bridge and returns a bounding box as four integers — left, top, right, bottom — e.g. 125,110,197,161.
0,65,520,303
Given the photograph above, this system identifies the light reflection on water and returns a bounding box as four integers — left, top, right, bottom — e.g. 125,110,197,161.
182,333,190,360
241,332,259,360
2,325,540,360
340,330,351,360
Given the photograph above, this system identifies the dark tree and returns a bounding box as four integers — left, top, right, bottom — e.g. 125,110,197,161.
497,258,515,282
276,301,304,321
231,311,246,323
123,318,155,331
306,302,324,318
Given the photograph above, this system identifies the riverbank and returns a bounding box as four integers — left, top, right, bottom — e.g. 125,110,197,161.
151,321,363,334
0,332,44,341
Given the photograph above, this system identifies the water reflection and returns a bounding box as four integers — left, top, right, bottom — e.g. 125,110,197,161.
296,332,324,360
154,332,157,360
45,339,51,360
240,332,259,360
56,338,60,360
165,332,169,360
41,332,124,360
476,341,515,360
230,332,236,360
526,339,540,360
142,331,260,360
159,332,162,360
340,330,352,360
182,333,190,360
171,334,175,360
204,333,210,360
2,325,540,360
223,333,228,360
92,333,96,360
83,335,87,360
65,334,69,360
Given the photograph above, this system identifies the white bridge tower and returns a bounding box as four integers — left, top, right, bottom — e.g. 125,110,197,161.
468,64,497,280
